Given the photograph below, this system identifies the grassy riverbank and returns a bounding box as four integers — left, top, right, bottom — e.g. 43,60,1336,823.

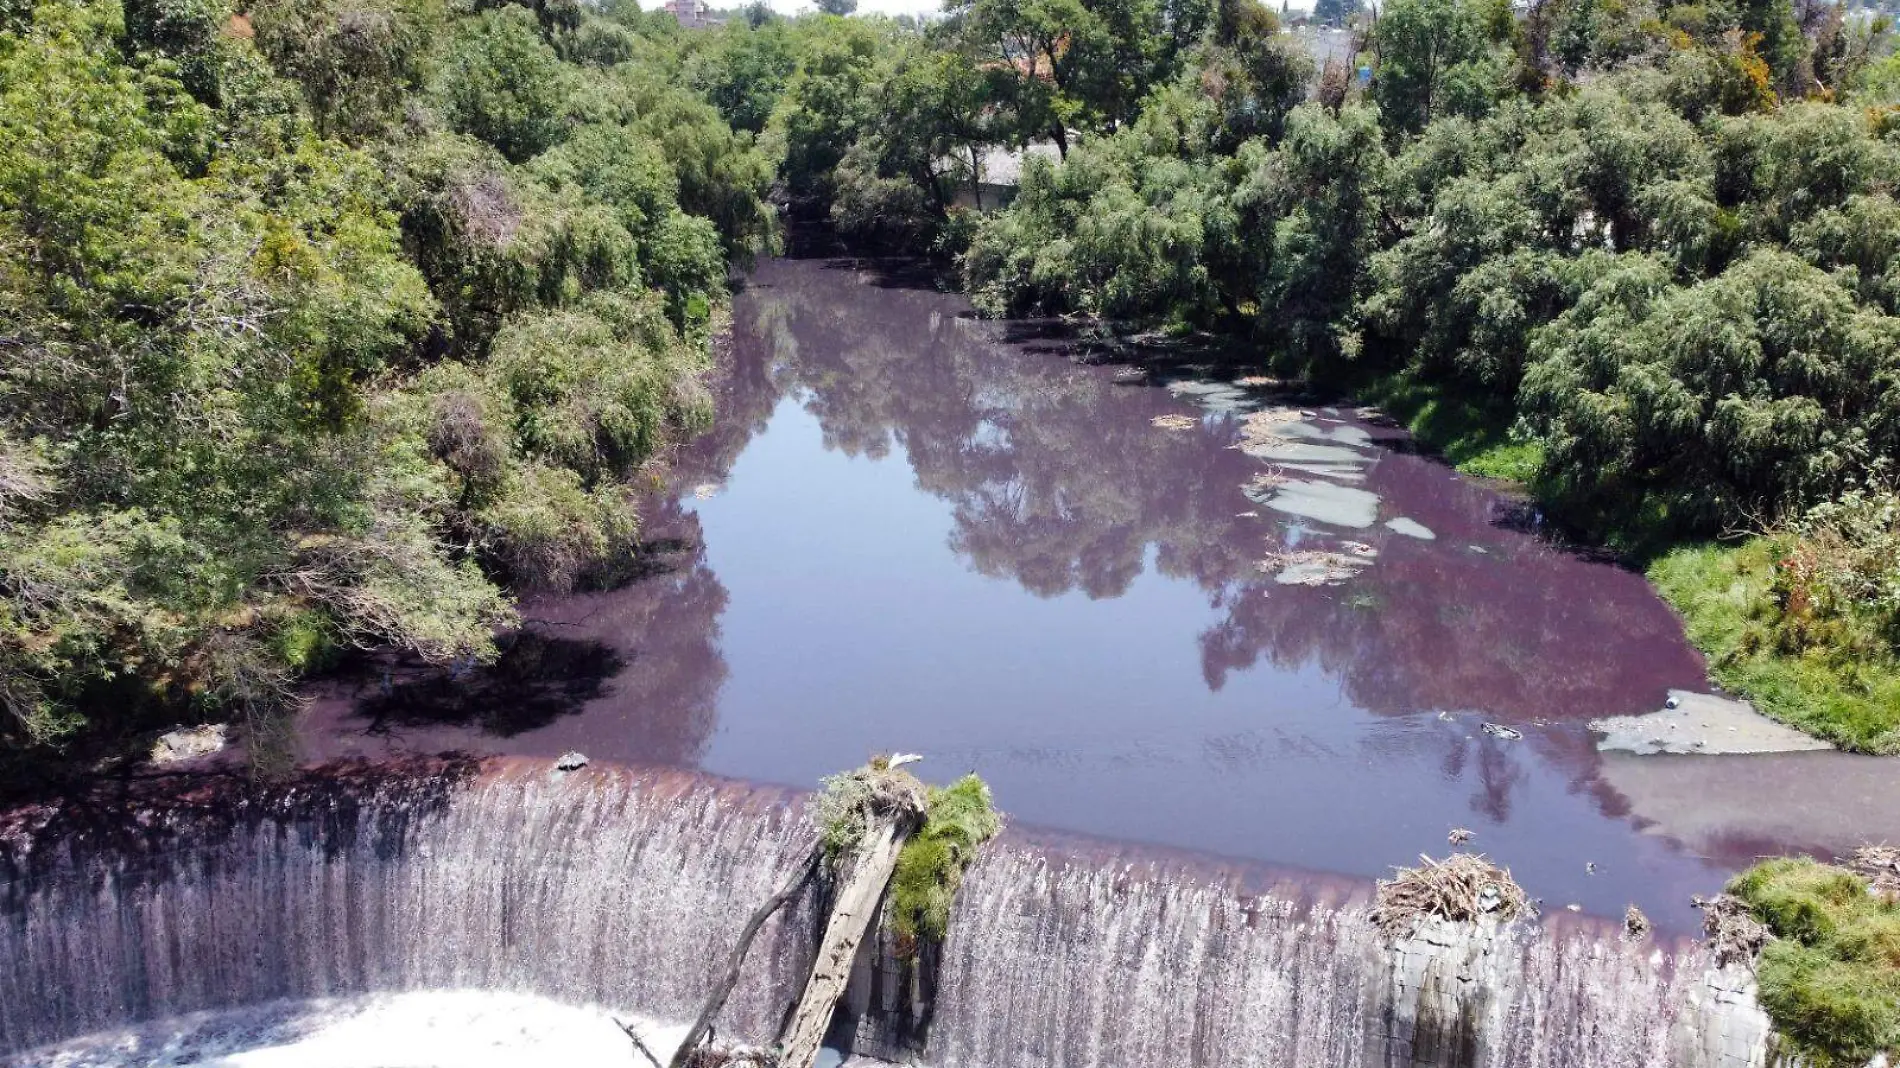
1651,541,1900,755
1354,372,1543,485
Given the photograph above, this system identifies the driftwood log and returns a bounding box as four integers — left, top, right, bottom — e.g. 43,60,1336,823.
776,813,916,1068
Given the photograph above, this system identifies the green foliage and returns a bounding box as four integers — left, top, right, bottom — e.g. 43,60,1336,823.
1649,537,1900,753
1370,0,1513,134
889,774,1003,949
0,0,762,766
250,0,444,139
1728,857,1900,1065
436,6,572,163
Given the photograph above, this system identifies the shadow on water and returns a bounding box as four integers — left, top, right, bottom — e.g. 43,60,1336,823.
354,634,626,740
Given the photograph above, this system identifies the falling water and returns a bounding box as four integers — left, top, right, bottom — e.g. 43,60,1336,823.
1,761,1767,1066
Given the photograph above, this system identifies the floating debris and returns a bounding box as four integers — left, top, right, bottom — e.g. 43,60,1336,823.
1151,414,1198,431
692,483,723,499
1448,827,1475,845
1585,861,1599,875
1340,541,1378,559
1234,375,1282,387
1481,722,1523,741
1371,852,1535,938
1258,549,1371,586
1847,844,1900,898
1238,408,1302,448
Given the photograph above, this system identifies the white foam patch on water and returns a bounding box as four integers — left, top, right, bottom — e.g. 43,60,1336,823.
1384,517,1436,540
1240,442,1367,465
7,992,865,1068
1263,480,1380,528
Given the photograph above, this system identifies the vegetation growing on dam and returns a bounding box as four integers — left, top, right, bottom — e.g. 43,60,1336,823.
888,773,1002,952
1729,854,1900,1066
815,761,1002,953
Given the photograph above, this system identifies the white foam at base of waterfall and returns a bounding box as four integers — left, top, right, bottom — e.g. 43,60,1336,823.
5,992,872,1068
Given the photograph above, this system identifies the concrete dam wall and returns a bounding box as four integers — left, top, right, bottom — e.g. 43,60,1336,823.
0,760,1775,1066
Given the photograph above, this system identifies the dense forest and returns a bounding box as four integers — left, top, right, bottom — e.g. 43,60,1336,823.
2,0,1897,770
0,0,776,769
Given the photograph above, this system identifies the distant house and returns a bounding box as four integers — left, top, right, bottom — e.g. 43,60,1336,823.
946,142,1063,211
663,0,722,28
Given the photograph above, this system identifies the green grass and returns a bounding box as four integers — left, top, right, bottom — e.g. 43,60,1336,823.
1649,540,1900,754
1356,372,1544,484
1730,857,1900,1066
888,774,1002,952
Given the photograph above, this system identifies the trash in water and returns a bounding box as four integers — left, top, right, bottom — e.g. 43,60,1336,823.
1481,722,1523,741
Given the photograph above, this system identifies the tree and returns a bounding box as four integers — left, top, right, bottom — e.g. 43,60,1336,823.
436,6,573,163
1312,0,1363,27
1370,0,1508,134
816,0,858,15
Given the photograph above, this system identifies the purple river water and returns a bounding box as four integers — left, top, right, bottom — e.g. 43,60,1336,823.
292,254,1900,934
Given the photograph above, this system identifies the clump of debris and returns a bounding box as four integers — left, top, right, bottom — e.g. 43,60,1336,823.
1694,893,1772,967
1371,853,1536,939
1239,408,1302,448
1151,414,1198,431
1258,549,1371,586
1624,904,1652,940
681,1045,778,1068
1846,844,1900,898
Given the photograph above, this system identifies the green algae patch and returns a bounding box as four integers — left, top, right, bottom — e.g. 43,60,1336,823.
1729,857,1900,1066
888,774,1003,953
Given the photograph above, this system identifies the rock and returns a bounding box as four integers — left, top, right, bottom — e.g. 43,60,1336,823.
149,724,228,766
555,751,590,771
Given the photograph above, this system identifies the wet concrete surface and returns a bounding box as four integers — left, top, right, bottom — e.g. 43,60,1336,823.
293,255,1900,933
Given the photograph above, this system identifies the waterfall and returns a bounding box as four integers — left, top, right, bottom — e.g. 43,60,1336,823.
0,761,820,1057
0,761,1768,1066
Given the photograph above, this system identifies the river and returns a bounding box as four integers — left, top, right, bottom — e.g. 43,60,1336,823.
278,253,1900,933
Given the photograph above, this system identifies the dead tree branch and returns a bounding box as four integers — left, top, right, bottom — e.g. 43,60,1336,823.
666,844,823,1068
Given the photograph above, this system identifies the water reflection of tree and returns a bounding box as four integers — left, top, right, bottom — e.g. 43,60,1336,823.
734,258,1703,737
307,495,731,768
